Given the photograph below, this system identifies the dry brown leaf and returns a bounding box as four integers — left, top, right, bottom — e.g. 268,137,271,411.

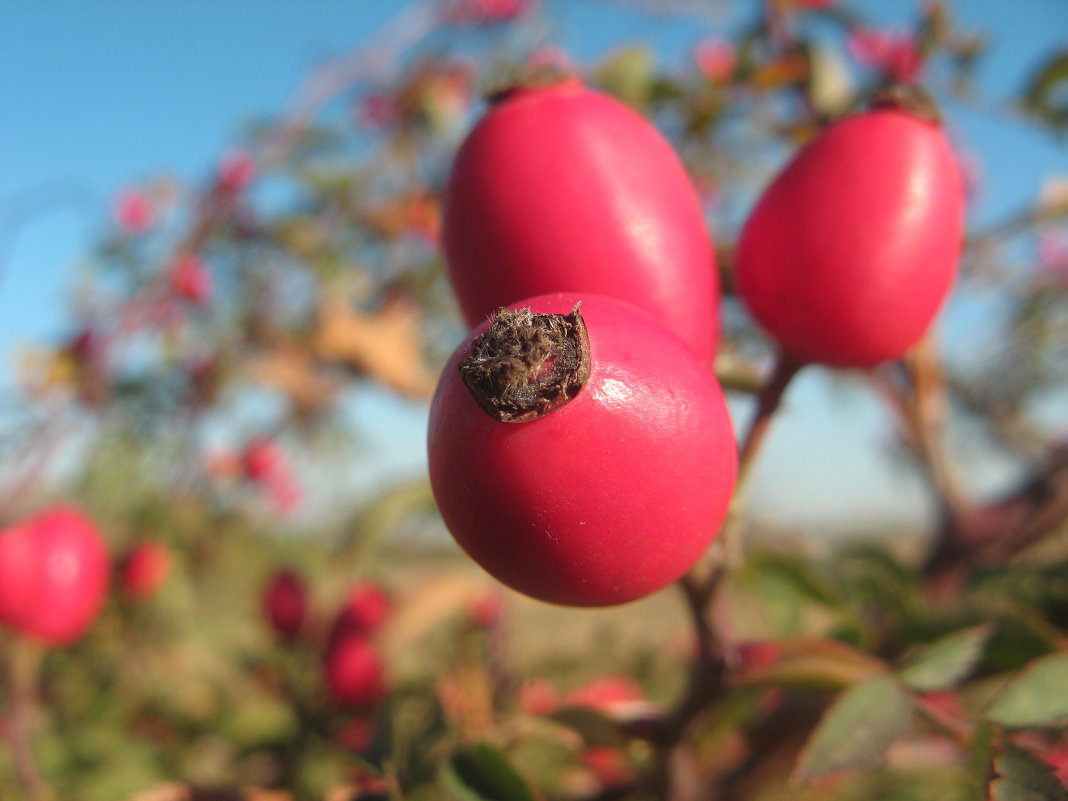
252,344,339,416
313,293,435,399
436,658,496,739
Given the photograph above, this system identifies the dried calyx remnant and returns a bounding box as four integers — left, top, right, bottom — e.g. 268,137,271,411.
871,83,942,125
460,303,591,423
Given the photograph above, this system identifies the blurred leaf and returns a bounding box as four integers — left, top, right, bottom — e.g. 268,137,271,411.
596,46,655,109
805,40,855,117
980,612,1062,673
734,636,885,691
1020,49,1068,134
443,743,538,801
989,743,1068,801
899,625,993,692
252,343,339,416
794,674,911,782
749,550,842,607
985,651,1068,727
832,544,922,618
550,706,627,748
313,292,436,399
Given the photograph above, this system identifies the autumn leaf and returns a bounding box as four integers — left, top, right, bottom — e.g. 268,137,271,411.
313,292,436,399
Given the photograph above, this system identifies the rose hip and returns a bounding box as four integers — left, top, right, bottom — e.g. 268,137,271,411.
427,293,736,607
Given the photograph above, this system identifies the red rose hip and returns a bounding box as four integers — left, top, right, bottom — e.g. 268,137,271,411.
443,78,720,362
263,568,308,640
0,506,110,646
324,633,388,710
427,293,737,607
735,93,965,367
118,539,171,600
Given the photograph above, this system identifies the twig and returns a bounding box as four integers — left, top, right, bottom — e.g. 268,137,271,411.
3,637,47,801
736,350,805,489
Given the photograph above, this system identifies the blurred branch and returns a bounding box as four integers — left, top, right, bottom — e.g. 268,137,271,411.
735,351,805,488
2,638,47,801
924,439,1068,585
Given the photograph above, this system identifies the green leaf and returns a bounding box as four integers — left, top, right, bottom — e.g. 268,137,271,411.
1020,49,1068,133
899,625,993,692
734,636,884,691
596,45,655,109
990,744,1068,801
443,743,538,801
986,651,1068,728
794,674,912,782
752,551,842,607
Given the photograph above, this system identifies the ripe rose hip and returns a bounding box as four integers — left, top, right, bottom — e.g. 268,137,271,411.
0,506,110,646
329,581,392,641
117,539,171,600
735,92,965,367
0,521,41,624
263,568,308,640
443,77,720,362
323,632,388,710
427,293,737,607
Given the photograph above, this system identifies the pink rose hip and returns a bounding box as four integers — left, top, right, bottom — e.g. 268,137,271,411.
427,293,737,607
443,78,720,362
735,92,965,367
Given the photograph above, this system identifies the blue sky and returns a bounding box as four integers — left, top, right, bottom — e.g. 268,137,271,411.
1,0,1066,531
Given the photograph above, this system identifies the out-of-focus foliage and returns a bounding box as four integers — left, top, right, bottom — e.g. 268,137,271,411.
1,0,1066,799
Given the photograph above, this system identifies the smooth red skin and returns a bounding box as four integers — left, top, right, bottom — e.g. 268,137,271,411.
735,107,964,367
324,633,387,710
443,80,720,363
118,540,170,600
263,569,308,639
0,507,110,646
427,293,737,607
0,523,41,623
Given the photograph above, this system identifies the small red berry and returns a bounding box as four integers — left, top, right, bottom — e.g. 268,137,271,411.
518,677,559,716
216,149,255,194
241,437,284,483
263,569,308,640
427,293,737,606
583,746,633,788
169,253,212,305
0,521,42,624
0,507,110,646
118,540,171,601
330,581,392,641
323,632,388,710
115,189,154,233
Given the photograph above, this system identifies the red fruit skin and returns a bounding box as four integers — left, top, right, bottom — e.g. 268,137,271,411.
1,507,110,646
427,293,737,607
323,633,387,710
735,106,965,367
0,522,42,623
263,569,308,640
443,80,720,362
118,540,171,600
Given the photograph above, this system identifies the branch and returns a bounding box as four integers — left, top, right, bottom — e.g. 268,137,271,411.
924,441,1068,582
